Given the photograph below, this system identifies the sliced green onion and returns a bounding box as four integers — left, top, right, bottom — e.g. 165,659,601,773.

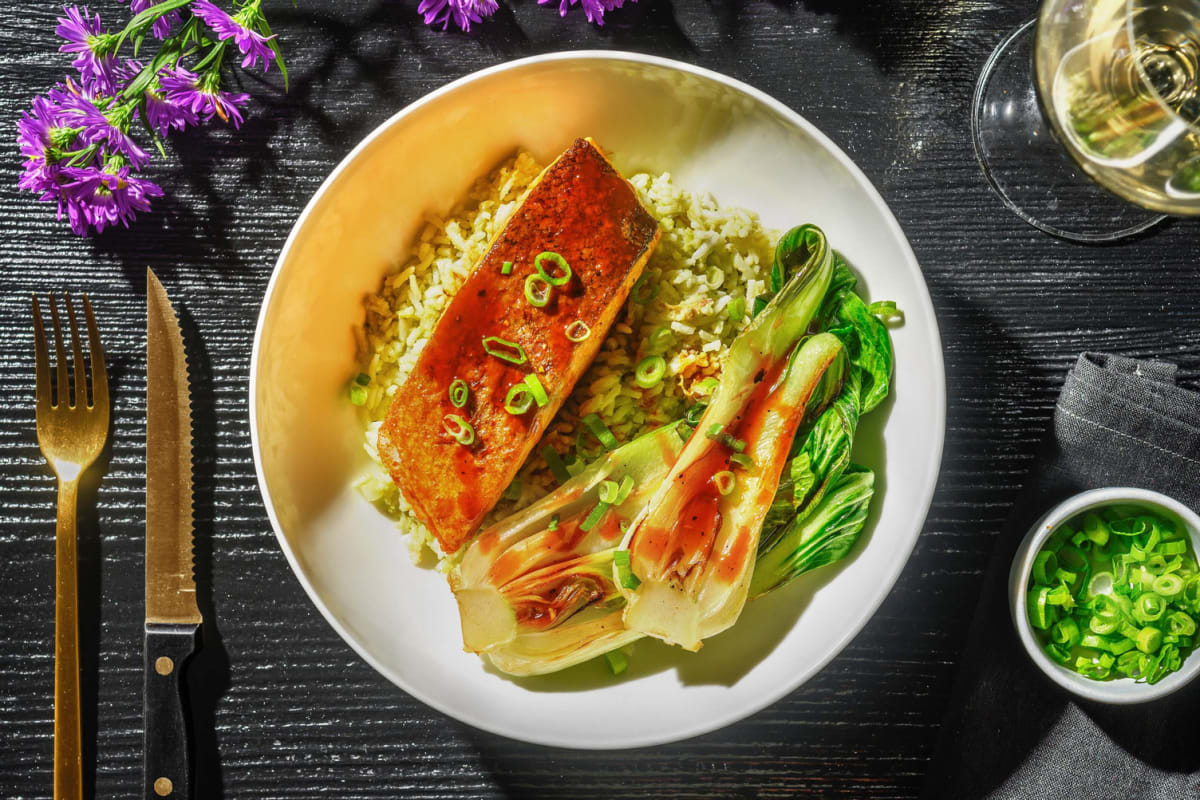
631,275,659,304
599,475,634,507
1032,551,1058,585
1134,593,1167,623
448,378,469,408
684,402,707,427
1082,513,1110,547
650,327,672,351
1045,643,1071,664
582,413,619,451
524,373,549,407
580,501,610,532
599,480,621,505
867,300,904,323
614,549,640,590
714,471,736,496
1116,650,1143,677
704,423,745,452
548,515,559,532
1051,617,1081,648
1089,614,1119,635
534,251,572,285
1028,586,1054,630
1154,574,1185,598
501,260,514,276
349,384,367,406
697,377,720,396
355,372,371,386
604,649,628,676
1110,518,1146,537
565,320,591,342
727,296,746,322
482,336,527,365
525,273,552,308
635,355,666,388
1168,611,1196,636
504,383,533,415
1160,540,1187,556
1136,626,1163,654
1108,636,1136,655
1047,583,1075,609
614,475,634,505
730,453,753,470
441,414,475,446
541,445,572,484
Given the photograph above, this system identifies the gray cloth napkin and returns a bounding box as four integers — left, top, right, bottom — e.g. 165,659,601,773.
924,353,1200,800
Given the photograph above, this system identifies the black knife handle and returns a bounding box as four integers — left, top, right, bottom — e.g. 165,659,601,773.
144,622,199,800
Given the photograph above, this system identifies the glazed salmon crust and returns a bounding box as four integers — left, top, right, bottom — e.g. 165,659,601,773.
376,139,661,554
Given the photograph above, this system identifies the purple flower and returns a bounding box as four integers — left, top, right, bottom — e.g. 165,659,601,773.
56,6,120,95
17,96,73,204
159,67,250,128
191,1,276,72
62,163,163,233
18,99,86,235
538,0,636,25
417,0,499,32
144,86,198,136
52,85,150,169
127,0,181,39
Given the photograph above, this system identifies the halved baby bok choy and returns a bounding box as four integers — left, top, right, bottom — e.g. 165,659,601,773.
449,423,685,676
617,225,845,651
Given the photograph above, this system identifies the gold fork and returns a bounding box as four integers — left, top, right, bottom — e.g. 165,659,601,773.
32,294,109,800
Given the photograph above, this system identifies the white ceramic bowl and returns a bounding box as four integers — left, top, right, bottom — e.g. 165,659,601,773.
1010,487,1200,704
251,51,946,747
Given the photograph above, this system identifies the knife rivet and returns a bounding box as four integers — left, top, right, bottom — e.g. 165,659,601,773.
155,656,174,676
154,777,173,796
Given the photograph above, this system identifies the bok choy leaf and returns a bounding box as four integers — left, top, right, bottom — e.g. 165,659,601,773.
749,465,875,597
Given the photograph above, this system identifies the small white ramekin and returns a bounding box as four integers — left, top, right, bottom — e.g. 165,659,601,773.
1009,487,1200,704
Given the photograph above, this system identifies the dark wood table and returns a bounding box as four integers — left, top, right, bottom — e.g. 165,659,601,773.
3,1,1198,797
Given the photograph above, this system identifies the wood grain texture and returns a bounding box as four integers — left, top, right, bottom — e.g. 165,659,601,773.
1,1,1198,797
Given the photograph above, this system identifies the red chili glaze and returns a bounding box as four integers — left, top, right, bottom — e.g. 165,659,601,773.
376,139,660,553
484,505,617,588
633,348,833,588
496,551,615,631
509,573,606,631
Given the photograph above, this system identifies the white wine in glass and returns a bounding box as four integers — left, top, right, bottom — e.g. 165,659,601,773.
972,0,1200,240
1038,0,1200,215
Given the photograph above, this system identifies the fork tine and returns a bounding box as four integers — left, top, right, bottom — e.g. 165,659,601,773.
81,294,107,414
32,296,51,414
48,294,69,409
64,293,87,409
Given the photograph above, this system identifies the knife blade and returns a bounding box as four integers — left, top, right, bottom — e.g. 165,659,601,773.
145,268,200,800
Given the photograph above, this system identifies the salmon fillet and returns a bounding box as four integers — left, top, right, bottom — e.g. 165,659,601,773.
376,139,661,553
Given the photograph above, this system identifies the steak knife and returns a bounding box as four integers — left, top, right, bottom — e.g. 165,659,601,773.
145,269,201,799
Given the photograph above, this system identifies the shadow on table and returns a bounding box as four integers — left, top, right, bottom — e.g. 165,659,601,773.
76,416,115,800
177,305,232,800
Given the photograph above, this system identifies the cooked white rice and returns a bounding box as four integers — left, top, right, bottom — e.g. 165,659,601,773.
353,152,777,565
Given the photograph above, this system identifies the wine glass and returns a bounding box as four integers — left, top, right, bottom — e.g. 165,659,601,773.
972,0,1200,242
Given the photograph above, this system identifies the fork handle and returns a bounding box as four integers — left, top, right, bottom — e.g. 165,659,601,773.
144,623,199,799
54,479,82,800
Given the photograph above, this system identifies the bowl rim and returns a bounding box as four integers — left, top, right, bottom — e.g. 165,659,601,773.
248,49,947,746
1009,486,1200,704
